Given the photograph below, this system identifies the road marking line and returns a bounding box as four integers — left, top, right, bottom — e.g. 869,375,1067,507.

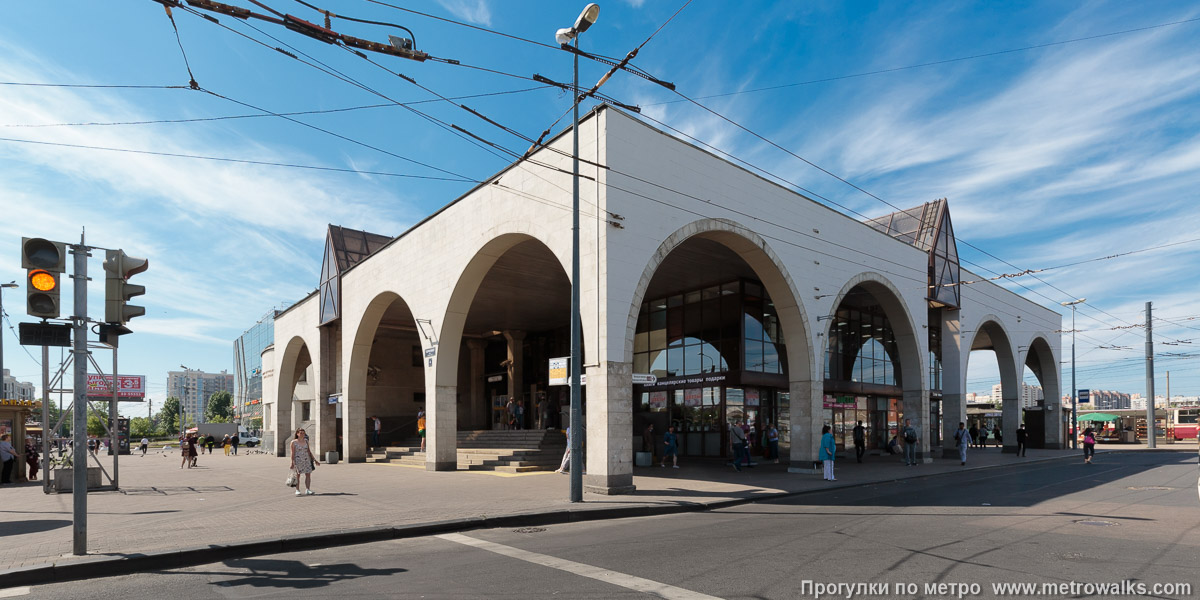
436,533,721,600
0,587,31,598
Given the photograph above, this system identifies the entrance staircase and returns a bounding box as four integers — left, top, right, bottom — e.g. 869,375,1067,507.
366,429,566,473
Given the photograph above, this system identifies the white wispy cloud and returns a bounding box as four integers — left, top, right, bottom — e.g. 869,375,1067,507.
436,0,493,27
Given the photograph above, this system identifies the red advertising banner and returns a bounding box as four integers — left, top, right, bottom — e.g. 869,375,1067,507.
86,374,147,398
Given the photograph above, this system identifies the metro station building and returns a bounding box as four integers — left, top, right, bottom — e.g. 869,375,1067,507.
262,105,1063,494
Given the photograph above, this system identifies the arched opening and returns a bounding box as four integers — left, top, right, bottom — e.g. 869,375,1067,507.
455,238,574,432
823,281,924,460
628,227,810,466
274,337,314,457
346,293,427,452
1022,336,1062,448
963,319,1020,452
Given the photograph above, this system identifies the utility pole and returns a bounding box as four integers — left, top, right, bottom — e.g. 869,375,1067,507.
71,234,89,555
1145,302,1155,449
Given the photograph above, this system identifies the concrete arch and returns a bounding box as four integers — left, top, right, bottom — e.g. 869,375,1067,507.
273,335,314,457
623,218,814,379
963,315,1021,398
623,218,818,469
824,271,929,461
964,315,1021,452
430,228,573,470
823,271,926,390
1022,334,1063,448
342,290,423,461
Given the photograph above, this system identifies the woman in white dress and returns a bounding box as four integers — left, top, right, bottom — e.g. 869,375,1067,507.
290,428,320,496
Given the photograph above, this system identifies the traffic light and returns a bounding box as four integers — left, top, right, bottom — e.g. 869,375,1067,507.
21,237,67,319
103,249,149,325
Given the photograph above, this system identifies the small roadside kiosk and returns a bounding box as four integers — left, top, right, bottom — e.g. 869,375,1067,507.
0,399,37,483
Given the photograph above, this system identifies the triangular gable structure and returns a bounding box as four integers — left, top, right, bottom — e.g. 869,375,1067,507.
318,225,393,325
863,199,961,308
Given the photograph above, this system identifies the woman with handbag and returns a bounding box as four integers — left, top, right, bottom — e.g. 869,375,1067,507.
1082,427,1097,464
290,428,320,496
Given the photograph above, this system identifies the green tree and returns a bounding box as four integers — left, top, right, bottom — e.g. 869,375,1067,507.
87,413,107,437
158,397,181,434
130,416,153,438
205,391,233,423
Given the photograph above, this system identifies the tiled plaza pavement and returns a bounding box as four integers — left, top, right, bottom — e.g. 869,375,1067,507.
1,440,1190,581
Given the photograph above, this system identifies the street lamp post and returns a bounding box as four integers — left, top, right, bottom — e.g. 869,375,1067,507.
0,282,17,401
1061,298,1085,449
179,364,190,436
556,3,600,503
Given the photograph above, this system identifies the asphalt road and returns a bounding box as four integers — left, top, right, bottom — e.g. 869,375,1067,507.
15,452,1199,600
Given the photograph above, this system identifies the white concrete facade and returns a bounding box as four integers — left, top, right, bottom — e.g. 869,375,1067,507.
264,106,1062,494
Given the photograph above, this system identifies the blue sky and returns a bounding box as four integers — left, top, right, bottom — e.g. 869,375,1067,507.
1,1,1198,414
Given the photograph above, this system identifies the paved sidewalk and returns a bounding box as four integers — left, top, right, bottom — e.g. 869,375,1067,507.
1,441,1191,587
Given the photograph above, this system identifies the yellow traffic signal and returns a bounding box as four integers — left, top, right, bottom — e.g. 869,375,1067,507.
22,237,66,319
30,269,57,292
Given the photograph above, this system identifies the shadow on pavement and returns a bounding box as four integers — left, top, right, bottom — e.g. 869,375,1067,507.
768,452,1196,509
120,486,235,495
185,558,406,590
0,519,70,536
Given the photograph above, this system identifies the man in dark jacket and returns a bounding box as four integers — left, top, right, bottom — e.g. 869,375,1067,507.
1015,424,1027,457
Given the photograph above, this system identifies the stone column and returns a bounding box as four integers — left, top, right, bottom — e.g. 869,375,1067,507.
787,379,821,474
584,360,635,494
940,310,965,459
1042,399,1064,449
316,325,337,456
1002,393,1020,453
504,330,525,408
426,382,458,471
467,339,486,430
343,336,369,463
902,388,931,463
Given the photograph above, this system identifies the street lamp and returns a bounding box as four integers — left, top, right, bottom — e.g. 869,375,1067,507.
0,282,17,402
557,2,599,504
1061,298,1085,449
179,364,190,436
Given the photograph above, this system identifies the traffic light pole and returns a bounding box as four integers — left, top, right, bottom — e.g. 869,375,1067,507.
71,237,88,555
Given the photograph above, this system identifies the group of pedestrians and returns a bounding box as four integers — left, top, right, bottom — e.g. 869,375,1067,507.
967,423,1003,448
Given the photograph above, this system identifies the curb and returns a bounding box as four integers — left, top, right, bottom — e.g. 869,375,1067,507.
3,448,1192,589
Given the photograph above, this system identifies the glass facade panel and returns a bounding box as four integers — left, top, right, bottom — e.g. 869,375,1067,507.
824,305,900,387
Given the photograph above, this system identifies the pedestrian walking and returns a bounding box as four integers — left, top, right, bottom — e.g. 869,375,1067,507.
954,422,972,466
25,439,39,481
290,428,320,495
515,400,525,430
222,434,232,456
1015,424,1027,457
978,425,989,448
993,427,1002,448
417,410,427,452
504,398,515,430
139,437,149,456
231,434,239,455
661,425,679,468
820,424,836,481
205,434,216,454
1082,427,1096,464
371,415,382,448
969,424,980,448
642,423,655,462
0,434,16,484
765,421,780,464
852,420,866,463
901,418,919,466
556,426,581,473
729,420,748,472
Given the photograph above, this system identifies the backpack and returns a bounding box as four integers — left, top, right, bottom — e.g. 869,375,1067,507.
904,428,917,444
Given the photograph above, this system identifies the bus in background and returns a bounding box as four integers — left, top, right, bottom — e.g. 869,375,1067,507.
1169,406,1198,441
